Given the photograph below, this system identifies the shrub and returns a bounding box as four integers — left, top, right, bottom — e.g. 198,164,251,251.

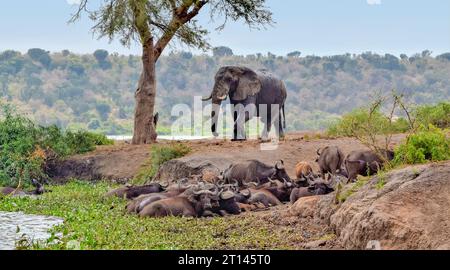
393,125,450,165
327,108,409,137
134,143,191,184
415,102,450,129
0,104,113,187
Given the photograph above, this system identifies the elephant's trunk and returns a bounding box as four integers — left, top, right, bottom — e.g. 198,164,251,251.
211,101,221,137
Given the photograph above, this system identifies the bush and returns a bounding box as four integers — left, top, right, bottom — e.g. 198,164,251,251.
327,108,409,137
134,143,191,184
393,126,450,165
0,104,113,187
415,102,450,129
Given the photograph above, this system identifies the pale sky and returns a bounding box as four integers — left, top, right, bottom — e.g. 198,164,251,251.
0,0,449,56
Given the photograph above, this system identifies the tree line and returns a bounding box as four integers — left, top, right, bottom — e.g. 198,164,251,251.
1,48,449,134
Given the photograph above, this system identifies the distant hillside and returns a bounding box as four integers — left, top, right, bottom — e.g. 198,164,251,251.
1,48,449,134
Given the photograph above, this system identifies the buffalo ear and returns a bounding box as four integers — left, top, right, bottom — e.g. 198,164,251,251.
232,68,261,101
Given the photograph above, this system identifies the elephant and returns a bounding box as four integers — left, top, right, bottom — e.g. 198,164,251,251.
202,66,287,141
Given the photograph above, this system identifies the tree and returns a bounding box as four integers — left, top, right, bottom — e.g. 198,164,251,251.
287,51,301,58
71,0,272,144
62,50,71,57
437,52,450,61
212,46,233,57
94,49,109,62
27,48,52,68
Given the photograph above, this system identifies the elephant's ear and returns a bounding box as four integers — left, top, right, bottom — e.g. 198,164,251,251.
232,69,261,101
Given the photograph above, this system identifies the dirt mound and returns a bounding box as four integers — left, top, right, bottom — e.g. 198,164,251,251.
288,161,450,250
47,143,151,183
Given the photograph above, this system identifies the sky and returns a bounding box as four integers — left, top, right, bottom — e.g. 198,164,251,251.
0,0,449,57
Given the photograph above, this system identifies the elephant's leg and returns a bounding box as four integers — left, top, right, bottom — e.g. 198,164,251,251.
233,104,247,141
233,109,238,140
278,109,285,139
261,119,272,142
260,110,272,141
273,111,282,139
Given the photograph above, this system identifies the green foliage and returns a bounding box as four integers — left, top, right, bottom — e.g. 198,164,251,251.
0,181,307,250
375,170,387,190
134,143,191,184
0,105,112,187
393,126,450,165
326,108,409,137
415,102,450,129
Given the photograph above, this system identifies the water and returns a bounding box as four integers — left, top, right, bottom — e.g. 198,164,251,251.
0,211,64,250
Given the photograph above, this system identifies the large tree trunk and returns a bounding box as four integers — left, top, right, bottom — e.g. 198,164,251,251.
132,40,158,145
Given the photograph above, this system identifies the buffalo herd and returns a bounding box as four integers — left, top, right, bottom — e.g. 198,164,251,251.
105,146,394,219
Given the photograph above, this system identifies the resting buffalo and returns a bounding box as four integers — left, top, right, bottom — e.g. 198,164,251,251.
345,150,394,181
105,183,168,200
209,190,241,216
139,187,219,218
246,185,283,208
126,193,170,214
295,161,314,179
223,160,291,187
1,179,45,197
257,179,294,202
290,181,334,204
316,146,346,180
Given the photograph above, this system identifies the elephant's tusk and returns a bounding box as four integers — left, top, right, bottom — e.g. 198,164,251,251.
202,95,212,101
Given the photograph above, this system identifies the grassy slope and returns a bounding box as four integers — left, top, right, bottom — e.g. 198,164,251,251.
0,181,302,250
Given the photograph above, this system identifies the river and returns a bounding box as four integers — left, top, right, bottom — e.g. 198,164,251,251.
0,211,64,250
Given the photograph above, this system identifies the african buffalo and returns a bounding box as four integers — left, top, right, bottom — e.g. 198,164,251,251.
259,179,294,202
246,187,283,208
210,190,241,216
139,187,220,218
295,161,314,179
223,160,291,187
126,193,170,214
105,183,168,200
1,179,46,197
290,181,334,204
345,150,394,181
316,146,346,180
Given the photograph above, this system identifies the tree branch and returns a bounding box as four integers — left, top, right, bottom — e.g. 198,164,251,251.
153,0,208,60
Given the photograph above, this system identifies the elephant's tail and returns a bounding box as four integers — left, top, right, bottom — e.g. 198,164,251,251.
282,104,286,129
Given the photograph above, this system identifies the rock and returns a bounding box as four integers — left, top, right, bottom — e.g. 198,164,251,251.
366,240,382,250
304,239,327,249
289,196,320,218
152,156,227,183
316,161,450,250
